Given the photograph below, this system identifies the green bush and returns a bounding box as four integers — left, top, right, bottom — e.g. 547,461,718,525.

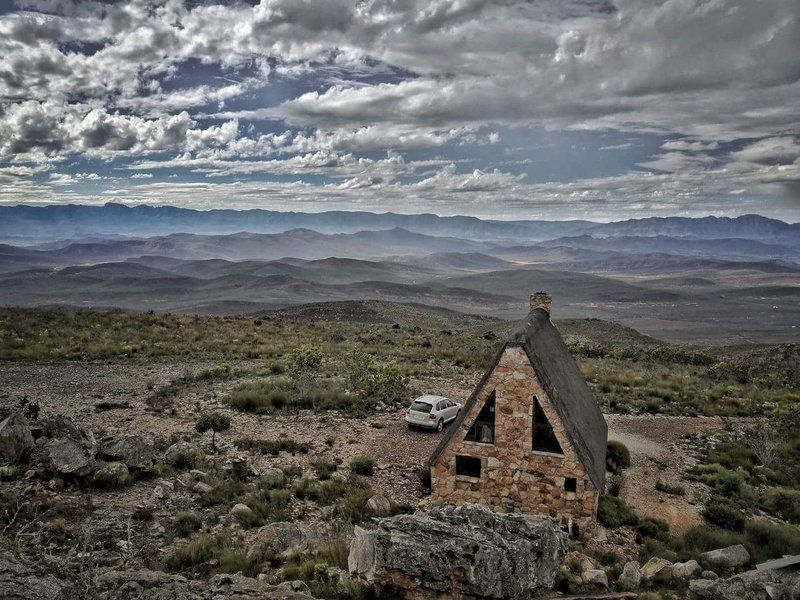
165,533,262,577
235,437,310,456
702,501,746,531
761,487,800,523
606,441,631,472
636,517,670,542
655,480,686,496
173,511,202,537
348,455,375,476
597,494,638,528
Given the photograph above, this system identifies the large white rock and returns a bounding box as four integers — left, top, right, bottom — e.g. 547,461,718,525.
348,503,567,599
700,544,750,569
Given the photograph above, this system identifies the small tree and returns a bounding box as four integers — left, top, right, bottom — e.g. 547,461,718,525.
286,346,324,396
745,421,782,467
195,411,230,452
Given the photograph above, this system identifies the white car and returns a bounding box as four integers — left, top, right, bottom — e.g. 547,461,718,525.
405,395,462,432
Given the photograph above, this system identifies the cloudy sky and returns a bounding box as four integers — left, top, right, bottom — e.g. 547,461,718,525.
0,0,798,221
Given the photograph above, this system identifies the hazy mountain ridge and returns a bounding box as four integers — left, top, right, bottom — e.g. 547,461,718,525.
2,204,797,244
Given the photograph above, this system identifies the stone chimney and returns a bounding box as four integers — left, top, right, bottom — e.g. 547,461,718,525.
530,292,552,316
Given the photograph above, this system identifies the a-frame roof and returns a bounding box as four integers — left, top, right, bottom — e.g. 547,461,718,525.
428,308,607,491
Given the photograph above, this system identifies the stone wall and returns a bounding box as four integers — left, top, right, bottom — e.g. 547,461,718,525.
431,346,599,521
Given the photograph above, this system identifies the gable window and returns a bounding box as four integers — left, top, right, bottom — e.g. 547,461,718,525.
532,397,563,454
564,477,577,492
464,390,495,444
455,455,482,478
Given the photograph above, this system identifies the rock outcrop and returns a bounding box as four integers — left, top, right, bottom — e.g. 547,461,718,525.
364,494,392,517
618,561,641,589
0,551,68,599
348,503,566,599
690,567,800,600
0,412,34,464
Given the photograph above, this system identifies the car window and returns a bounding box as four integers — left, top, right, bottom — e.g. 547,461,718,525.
410,401,432,413
436,402,443,411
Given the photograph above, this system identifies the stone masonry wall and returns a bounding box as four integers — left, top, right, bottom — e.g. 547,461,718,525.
431,346,598,521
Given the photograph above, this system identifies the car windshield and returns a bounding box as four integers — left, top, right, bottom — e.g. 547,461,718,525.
410,401,433,413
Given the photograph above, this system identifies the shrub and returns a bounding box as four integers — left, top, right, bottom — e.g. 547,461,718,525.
195,411,231,451
761,487,800,523
348,455,375,476
173,511,202,536
165,533,262,577
312,461,338,480
597,494,638,528
702,501,746,531
239,489,292,527
417,466,432,494
636,517,670,542
743,519,800,563
655,480,686,496
235,437,310,456
606,441,630,473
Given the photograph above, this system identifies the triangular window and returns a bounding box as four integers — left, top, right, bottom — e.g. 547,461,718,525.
464,390,495,444
532,396,563,454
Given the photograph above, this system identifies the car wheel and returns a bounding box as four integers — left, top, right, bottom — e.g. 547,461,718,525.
436,419,443,432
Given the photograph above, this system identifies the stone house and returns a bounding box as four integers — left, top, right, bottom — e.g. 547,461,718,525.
428,293,607,524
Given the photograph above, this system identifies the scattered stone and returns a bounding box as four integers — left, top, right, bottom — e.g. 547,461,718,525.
230,503,254,521
364,494,392,517
91,461,129,487
164,441,203,468
618,561,641,589
672,559,702,580
46,438,95,476
97,436,155,470
0,412,34,464
193,481,213,495
249,522,310,559
0,551,68,599
700,544,751,569
582,569,608,588
690,567,800,600
641,557,672,581
348,503,566,599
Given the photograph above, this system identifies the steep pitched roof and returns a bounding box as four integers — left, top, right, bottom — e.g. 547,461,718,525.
428,308,607,491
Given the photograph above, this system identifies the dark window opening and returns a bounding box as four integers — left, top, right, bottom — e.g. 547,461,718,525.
464,390,495,444
564,477,577,492
409,401,432,413
455,455,482,478
532,397,563,454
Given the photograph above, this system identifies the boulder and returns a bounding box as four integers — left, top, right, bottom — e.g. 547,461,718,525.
164,441,203,468
348,503,566,599
565,551,599,574
618,561,641,589
672,559,702,580
582,569,608,588
46,438,95,476
91,461,129,487
702,570,719,580
41,415,94,448
700,544,751,569
364,494,392,517
0,412,34,464
690,567,800,600
249,522,310,559
97,436,155,470
193,482,213,495
230,503,254,521
0,551,68,599
641,557,672,581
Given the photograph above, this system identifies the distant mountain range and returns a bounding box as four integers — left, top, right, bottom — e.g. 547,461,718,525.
2,203,798,245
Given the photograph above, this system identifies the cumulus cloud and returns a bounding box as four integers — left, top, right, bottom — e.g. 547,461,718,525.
0,0,799,220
